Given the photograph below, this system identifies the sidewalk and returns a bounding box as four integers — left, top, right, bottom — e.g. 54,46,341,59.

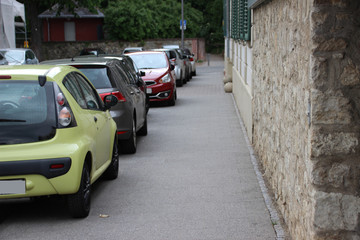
116,56,286,239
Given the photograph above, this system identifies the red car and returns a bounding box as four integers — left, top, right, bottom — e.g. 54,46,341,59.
126,51,176,106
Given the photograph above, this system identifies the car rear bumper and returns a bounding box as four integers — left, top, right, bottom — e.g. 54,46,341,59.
0,158,71,179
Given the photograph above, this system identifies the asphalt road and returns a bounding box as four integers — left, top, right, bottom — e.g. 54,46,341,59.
0,57,279,240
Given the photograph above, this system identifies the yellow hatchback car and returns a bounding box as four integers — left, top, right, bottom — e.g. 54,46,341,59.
0,65,118,218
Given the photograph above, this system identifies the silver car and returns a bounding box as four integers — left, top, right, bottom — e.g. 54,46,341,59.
151,48,186,87
0,48,39,65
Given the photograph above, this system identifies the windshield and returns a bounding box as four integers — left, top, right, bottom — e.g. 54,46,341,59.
0,81,57,145
76,67,113,89
0,50,24,64
128,53,168,69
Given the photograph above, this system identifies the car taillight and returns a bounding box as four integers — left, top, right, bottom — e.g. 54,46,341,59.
0,75,11,79
56,93,65,106
59,107,71,127
189,57,194,61
100,91,126,103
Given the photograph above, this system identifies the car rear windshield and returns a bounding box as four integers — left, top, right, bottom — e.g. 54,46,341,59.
76,66,113,89
0,81,57,145
0,50,24,64
129,53,167,69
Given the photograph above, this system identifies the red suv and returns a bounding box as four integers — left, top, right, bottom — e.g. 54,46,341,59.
126,51,176,106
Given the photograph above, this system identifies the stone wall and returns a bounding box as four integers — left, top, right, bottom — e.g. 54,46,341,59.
40,38,206,62
310,0,360,239
252,0,314,238
252,0,360,239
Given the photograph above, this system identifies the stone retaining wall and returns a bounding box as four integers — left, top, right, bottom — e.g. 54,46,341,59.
252,0,359,239
41,38,206,61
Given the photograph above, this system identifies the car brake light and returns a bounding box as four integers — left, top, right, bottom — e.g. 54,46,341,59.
0,75,11,79
56,93,65,106
100,91,126,103
189,57,194,61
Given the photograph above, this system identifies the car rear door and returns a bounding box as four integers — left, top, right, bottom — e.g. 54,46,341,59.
64,72,112,169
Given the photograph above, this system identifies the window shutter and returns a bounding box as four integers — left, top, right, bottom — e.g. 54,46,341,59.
230,0,251,41
231,0,239,39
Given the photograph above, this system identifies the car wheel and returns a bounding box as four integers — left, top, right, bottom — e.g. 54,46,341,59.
138,116,147,136
67,163,91,218
103,139,119,180
120,118,136,154
193,70,196,76
146,96,150,113
168,91,176,106
177,72,183,87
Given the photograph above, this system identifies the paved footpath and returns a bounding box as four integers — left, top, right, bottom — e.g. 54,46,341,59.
113,55,285,240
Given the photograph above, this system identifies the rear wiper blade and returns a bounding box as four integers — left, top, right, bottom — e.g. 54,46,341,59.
0,119,26,122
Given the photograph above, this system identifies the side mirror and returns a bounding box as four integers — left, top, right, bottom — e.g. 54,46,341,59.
103,94,118,110
138,71,145,77
170,64,175,71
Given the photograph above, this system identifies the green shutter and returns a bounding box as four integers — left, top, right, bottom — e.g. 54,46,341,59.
231,0,251,41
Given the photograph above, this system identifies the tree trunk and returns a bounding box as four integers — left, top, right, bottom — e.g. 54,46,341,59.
24,1,43,60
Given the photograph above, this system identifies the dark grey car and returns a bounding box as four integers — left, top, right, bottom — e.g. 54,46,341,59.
41,57,147,154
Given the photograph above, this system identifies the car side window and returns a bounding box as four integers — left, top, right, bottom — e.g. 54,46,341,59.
73,73,101,111
115,64,132,85
63,74,87,109
121,63,137,85
170,51,176,59
26,50,34,60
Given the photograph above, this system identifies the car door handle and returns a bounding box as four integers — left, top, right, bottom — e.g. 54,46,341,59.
94,116,97,123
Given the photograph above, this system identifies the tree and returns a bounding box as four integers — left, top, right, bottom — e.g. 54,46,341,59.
104,0,203,41
18,0,101,60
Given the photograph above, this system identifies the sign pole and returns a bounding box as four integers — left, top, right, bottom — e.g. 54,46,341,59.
181,0,184,49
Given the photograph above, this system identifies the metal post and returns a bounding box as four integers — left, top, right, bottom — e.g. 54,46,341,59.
181,0,184,49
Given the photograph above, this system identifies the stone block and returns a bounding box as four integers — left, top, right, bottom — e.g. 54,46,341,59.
311,131,358,157
340,59,360,86
314,192,360,231
314,38,348,52
311,89,353,124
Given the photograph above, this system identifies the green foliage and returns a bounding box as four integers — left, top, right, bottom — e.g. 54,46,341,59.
104,0,203,41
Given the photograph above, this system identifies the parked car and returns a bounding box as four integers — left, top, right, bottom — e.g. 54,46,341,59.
176,48,192,81
126,51,177,106
122,47,144,54
41,57,148,154
151,48,186,87
0,65,118,218
182,48,197,76
0,54,8,65
0,48,39,65
100,54,150,113
79,48,106,56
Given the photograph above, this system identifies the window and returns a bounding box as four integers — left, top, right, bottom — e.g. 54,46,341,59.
73,73,101,111
231,0,251,41
63,74,87,109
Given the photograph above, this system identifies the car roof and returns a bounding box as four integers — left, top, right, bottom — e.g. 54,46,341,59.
0,48,32,51
41,56,120,66
125,51,165,56
0,65,78,81
124,47,143,50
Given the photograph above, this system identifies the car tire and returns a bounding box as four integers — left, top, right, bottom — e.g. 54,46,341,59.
67,163,91,218
120,118,136,154
137,116,148,136
177,72,183,87
103,139,119,180
168,91,176,106
193,70,196,76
